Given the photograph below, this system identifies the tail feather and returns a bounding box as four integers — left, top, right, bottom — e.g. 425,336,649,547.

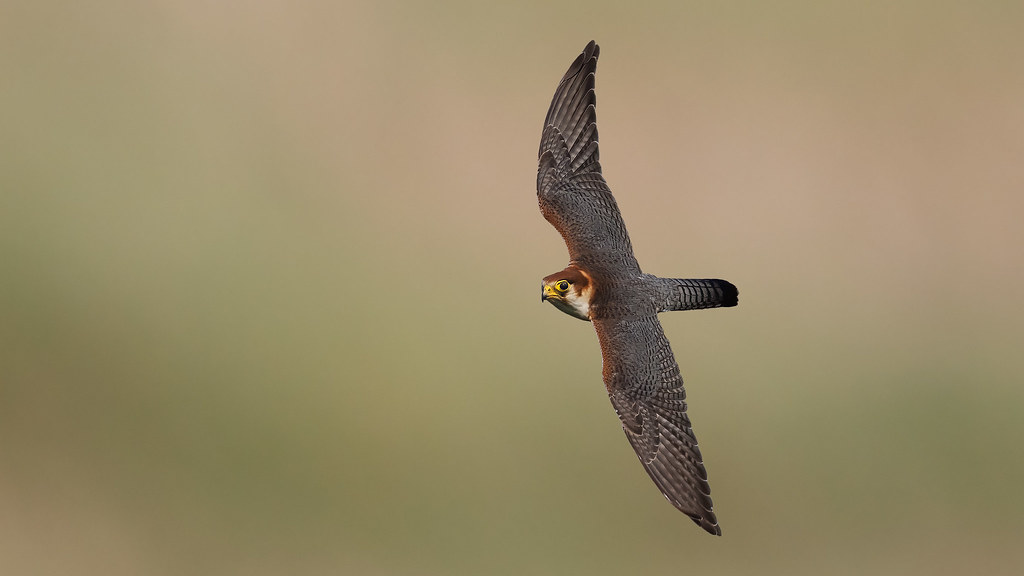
654,278,738,312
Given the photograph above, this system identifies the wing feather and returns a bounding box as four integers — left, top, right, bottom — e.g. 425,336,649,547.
537,41,638,275
595,314,722,536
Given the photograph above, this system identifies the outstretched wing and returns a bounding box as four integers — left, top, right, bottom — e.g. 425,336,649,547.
537,41,639,275
593,314,721,535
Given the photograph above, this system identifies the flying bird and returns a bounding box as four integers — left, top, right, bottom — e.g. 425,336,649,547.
537,41,738,536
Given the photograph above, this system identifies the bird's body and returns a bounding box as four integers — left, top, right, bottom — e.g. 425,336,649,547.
537,41,737,536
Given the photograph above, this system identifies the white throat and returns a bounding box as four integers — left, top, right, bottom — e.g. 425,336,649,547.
551,285,593,321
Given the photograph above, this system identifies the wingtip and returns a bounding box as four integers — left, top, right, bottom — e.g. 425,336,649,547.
557,40,600,86
699,517,723,536
685,511,722,535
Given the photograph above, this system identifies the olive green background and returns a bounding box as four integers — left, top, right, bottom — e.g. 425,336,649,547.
3,1,1023,574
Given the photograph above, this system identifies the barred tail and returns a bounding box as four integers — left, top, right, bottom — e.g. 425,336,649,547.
655,278,738,312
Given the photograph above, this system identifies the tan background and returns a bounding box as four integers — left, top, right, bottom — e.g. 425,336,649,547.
3,1,1023,574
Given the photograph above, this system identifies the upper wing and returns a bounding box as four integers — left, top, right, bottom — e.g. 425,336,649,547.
593,314,721,535
537,41,639,275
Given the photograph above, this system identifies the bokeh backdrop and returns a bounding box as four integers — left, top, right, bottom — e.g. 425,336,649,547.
3,1,1023,574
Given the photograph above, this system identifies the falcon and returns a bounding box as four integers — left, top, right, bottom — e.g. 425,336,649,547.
537,41,738,536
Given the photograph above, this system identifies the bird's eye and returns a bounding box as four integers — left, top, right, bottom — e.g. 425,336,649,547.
556,280,570,292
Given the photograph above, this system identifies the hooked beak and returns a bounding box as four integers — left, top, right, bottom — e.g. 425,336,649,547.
541,284,556,302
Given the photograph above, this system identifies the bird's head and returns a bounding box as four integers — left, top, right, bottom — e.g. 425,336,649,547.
541,265,594,321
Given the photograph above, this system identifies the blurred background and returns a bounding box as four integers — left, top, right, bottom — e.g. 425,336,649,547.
2,1,1023,574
